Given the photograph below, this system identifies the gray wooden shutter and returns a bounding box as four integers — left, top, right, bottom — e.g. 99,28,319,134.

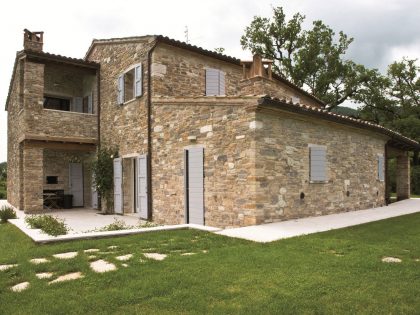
113,158,123,214
136,155,148,219
72,97,83,113
310,146,327,181
87,92,93,114
206,68,220,96
135,64,142,97
219,70,225,95
378,155,385,181
186,147,205,225
117,75,124,104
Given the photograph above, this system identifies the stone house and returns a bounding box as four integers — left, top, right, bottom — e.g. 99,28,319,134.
6,29,420,228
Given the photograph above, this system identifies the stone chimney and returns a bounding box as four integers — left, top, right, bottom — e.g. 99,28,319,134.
240,54,273,80
23,29,43,52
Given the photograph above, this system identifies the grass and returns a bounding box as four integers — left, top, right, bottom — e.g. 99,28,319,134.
1,213,420,314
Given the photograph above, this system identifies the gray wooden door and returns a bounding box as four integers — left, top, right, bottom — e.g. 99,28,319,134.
113,158,123,214
69,163,83,207
136,155,148,219
185,147,204,225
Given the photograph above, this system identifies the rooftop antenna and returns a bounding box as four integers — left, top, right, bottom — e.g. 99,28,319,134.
184,26,189,44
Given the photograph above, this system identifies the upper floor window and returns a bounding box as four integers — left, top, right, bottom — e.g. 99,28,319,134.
118,64,142,105
205,68,225,96
309,145,327,182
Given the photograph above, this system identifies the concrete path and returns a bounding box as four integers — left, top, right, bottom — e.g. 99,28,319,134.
216,199,420,243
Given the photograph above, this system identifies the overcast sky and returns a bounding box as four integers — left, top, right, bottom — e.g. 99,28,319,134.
0,0,419,162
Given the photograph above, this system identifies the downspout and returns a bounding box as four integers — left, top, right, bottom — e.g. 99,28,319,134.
147,40,158,220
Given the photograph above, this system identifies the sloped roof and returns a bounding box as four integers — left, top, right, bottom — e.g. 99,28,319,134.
257,96,420,151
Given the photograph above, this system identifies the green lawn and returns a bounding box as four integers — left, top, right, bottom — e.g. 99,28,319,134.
1,214,420,314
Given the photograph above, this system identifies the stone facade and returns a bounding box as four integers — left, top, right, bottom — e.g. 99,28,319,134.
7,32,415,226
252,110,386,224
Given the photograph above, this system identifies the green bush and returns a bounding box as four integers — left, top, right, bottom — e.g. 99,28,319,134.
25,215,68,236
97,219,134,231
0,206,17,223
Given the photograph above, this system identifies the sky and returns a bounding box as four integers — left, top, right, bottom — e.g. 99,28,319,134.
0,0,419,162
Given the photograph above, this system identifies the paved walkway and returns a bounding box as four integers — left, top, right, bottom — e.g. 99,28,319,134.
216,199,420,242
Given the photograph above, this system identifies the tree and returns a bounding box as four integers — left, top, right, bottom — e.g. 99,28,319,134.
241,7,371,109
0,162,6,181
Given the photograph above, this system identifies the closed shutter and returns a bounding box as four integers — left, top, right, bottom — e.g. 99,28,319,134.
206,68,220,96
310,146,327,182
135,64,142,97
117,75,124,104
113,158,123,214
378,155,385,181
185,147,205,225
72,97,83,113
136,155,148,219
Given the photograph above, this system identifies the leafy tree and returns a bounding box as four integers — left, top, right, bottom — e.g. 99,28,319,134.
241,7,371,109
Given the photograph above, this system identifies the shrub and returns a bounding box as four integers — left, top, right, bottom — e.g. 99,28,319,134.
412,165,420,195
139,221,159,228
0,206,17,223
25,215,68,236
97,219,134,231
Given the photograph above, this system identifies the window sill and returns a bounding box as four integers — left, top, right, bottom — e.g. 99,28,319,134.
309,180,328,184
119,96,142,106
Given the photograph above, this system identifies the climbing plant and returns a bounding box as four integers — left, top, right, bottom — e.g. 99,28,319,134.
91,147,118,212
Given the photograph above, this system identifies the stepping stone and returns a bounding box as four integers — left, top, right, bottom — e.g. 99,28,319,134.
143,253,167,261
202,250,208,253
30,258,50,264
0,264,18,271
122,263,129,268
108,245,118,249
90,260,117,273
10,282,30,292
115,254,133,261
414,259,420,262
36,272,54,279
88,255,97,259
53,252,78,260
49,272,84,284
382,257,402,263
181,253,196,256
84,249,100,253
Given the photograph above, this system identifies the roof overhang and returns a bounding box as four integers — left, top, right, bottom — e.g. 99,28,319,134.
255,96,420,152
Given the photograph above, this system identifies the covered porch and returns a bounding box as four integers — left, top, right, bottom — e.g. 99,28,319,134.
20,140,97,212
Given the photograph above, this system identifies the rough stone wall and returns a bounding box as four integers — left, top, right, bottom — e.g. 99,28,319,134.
43,150,94,207
253,110,387,223
152,43,243,97
7,60,25,208
22,144,43,212
151,98,257,228
239,76,323,108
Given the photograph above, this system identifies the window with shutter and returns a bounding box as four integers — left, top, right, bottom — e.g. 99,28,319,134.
206,68,225,96
135,64,142,97
378,155,385,181
117,75,124,104
309,146,327,182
